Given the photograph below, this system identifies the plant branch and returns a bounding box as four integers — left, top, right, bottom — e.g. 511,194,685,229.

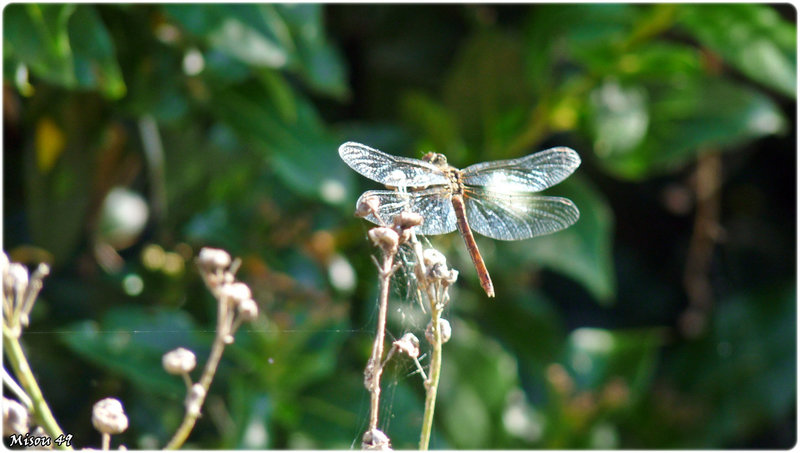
3,331,70,450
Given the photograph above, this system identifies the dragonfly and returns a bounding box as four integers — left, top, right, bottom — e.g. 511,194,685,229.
339,141,581,298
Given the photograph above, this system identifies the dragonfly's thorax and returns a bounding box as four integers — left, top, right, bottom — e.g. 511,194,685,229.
423,152,463,194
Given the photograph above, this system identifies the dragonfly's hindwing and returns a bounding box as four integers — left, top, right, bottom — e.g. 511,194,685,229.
355,188,457,236
463,187,579,240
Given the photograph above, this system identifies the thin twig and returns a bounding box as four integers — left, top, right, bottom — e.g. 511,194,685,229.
366,249,398,431
681,151,722,337
419,305,442,451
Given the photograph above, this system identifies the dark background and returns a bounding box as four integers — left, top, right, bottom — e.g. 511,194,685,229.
3,4,796,449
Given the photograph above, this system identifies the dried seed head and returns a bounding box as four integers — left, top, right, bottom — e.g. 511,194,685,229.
362,428,392,450
422,248,446,269
0,252,8,276
6,263,28,295
185,383,206,416
219,282,252,305
368,227,399,254
237,298,259,321
3,397,29,435
162,347,197,375
355,196,380,218
425,318,452,344
393,333,420,359
393,212,423,230
92,398,128,435
197,247,231,271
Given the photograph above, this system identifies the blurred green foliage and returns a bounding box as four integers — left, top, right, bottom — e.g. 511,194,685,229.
3,4,795,449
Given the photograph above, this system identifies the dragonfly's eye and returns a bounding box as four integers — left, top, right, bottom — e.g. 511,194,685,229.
422,153,447,167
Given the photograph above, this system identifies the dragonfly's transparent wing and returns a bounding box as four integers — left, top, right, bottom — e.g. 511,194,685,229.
339,142,449,187
356,188,457,236
463,186,579,240
461,146,580,193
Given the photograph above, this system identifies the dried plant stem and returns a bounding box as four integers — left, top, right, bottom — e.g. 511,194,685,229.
366,251,397,431
2,331,70,450
164,330,226,449
682,151,721,337
418,304,442,450
101,433,111,451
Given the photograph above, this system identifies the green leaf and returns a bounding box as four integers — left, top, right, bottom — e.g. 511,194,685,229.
499,175,616,303
165,4,292,69
25,114,92,264
593,78,787,179
275,4,349,99
561,327,662,397
400,91,466,159
4,5,125,98
590,79,649,156
615,42,704,85
443,30,530,156
439,321,521,448
67,6,126,99
209,79,352,203
666,285,796,446
60,307,209,396
4,4,76,87
677,4,796,98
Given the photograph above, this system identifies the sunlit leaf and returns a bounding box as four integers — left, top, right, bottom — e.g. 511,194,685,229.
594,78,787,179
561,327,662,395
590,79,649,157
275,4,349,99
165,4,291,69
677,4,796,98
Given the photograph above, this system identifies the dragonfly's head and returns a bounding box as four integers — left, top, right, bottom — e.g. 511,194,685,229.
422,152,448,169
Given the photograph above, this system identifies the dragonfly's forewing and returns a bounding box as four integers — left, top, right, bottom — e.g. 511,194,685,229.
356,188,457,236
463,186,579,240
461,147,581,193
339,142,450,188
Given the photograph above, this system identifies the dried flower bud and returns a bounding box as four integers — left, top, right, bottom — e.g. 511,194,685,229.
355,196,380,218
92,398,128,435
368,227,399,254
393,212,423,230
3,397,29,435
219,282,252,305
422,248,446,269
162,347,197,375
197,248,231,271
185,384,206,416
425,318,452,344
237,298,259,321
393,333,420,359
362,428,392,450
